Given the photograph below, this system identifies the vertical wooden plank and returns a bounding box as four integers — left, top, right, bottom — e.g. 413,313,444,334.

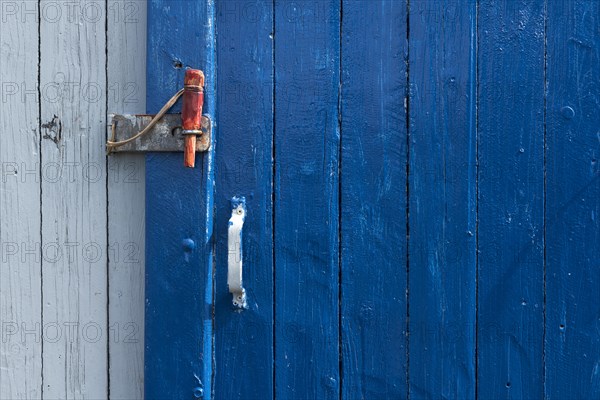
0,2,42,398
107,1,146,398
144,0,216,398
546,1,600,398
214,0,274,398
477,1,545,398
39,0,108,397
408,0,477,398
340,0,407,398
274,0,340,398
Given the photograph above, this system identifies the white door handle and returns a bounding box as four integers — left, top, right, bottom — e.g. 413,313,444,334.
228,197,247,309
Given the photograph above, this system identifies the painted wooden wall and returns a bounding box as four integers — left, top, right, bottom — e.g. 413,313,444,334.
1,0,599,399
1,1,146,398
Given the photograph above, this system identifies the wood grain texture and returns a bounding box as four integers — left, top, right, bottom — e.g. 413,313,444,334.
2,1,600,397
214,0,274,398
274,1,340,398
0,4,42,399
145,0,216,398
477,1,545,398
107,1,147,398
545,1,600,398
39,0,108,397
340,1,408,398
408,1,477,398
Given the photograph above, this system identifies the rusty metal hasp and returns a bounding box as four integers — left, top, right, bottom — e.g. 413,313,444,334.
107,69,211,168
108,114,211,153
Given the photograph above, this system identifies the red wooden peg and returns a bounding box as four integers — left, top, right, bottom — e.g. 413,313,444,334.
182,69,205,168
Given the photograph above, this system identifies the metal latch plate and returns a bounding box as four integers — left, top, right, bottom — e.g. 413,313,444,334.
108,114,211,153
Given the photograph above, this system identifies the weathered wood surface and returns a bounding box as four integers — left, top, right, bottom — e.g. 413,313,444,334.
39,0,108,397
1,1,147,398
409,1,477,398
1,0,599,398
107,0,147,398
478,1,546,398
144,0,216,398
274,1,341,398
341,0,408,398
546,1,600,398
214,0,275,398
0,4,42,399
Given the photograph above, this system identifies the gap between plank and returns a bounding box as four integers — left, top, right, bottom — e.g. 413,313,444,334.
271,1,277,398
405,0,411,398
541,1,549,397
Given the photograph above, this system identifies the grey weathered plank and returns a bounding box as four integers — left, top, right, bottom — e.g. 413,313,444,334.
107,1,147,398
0,3,42,399
39,0,108,397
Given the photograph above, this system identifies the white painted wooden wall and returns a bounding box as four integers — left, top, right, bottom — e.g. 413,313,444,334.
1,1,146,398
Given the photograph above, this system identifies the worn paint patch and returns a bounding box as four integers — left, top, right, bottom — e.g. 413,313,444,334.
41,115,62,145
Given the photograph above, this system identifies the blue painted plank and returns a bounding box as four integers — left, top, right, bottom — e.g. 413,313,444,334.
274,1,340,398
145,1,216,398
408,1,477,398
477,1,545,398
340,1,408,398
545,1,600,398
214,0,274,398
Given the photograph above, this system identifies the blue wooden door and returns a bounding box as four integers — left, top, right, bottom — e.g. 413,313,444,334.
144,1,600,399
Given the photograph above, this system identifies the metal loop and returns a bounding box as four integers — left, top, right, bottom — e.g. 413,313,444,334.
181,129,204,136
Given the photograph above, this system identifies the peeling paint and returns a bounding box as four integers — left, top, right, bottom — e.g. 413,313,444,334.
41,115,62,145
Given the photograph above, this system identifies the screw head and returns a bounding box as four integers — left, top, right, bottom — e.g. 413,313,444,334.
182,238,196,252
